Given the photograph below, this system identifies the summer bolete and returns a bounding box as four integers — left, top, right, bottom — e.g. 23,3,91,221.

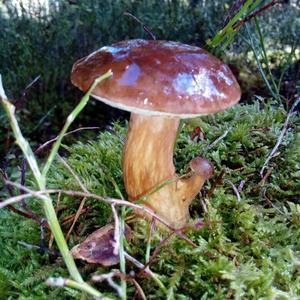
71,40,241,228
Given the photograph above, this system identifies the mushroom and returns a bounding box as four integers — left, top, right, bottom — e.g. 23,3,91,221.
71,39,241,229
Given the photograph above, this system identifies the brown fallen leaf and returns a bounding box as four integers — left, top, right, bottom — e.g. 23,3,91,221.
71,223,131,266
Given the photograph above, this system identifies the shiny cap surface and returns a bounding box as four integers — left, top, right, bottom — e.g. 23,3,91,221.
71,39,241,117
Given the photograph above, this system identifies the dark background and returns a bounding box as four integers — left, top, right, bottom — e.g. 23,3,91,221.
0,0,299,157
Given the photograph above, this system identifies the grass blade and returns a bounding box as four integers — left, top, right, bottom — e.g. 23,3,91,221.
42,70,113,177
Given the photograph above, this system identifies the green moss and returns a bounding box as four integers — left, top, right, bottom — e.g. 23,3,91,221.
1,102,299,298
46,124,126,234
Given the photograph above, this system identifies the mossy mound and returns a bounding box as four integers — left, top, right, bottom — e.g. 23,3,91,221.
0,101,299,299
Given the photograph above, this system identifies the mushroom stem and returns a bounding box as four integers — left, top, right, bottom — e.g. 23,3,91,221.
123,113,211,228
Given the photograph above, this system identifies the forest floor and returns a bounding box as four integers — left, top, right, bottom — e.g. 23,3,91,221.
1,100,299,299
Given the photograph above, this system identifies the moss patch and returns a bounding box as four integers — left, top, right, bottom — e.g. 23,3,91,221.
0,102,299,299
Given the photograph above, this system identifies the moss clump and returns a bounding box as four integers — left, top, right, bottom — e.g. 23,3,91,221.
0,102,299,299
128,101,300,299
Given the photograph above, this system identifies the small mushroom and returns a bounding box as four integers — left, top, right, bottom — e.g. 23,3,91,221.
71,40,241,228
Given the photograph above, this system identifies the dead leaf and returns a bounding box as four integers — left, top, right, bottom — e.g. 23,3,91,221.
71,223,131,266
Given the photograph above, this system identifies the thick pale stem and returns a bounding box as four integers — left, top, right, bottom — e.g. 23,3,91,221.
123,114,207,228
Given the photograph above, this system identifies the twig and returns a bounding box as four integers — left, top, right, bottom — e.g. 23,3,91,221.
4,180,198,248
132,279,147,300
1,169,40,220
238,179,246,192
56,154,89,240
1,169,42,223
224,179,241,202
92,272,123,298
140,220,207,275
140,232,175,274
261,187,285,215
57,155,87,194
35,126,100,154
134,218,206,281
232,0,279,30
207,169,226,197
124,12,156,40
0,190,49,208
124,252,167,293
202,129,229,153
24,75,40,91
137,220,207,275
0,201,35,219
17,75,41,108
124,252,147,270
258,167,273,186
61,206,92,225
66,197,86,241
260,96,300,177
18,240,60,257
46,277,108,300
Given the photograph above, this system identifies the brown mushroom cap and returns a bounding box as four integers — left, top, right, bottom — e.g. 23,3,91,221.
71,39,241,117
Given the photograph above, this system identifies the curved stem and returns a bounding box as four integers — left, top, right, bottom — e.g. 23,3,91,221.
123,114,207,228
